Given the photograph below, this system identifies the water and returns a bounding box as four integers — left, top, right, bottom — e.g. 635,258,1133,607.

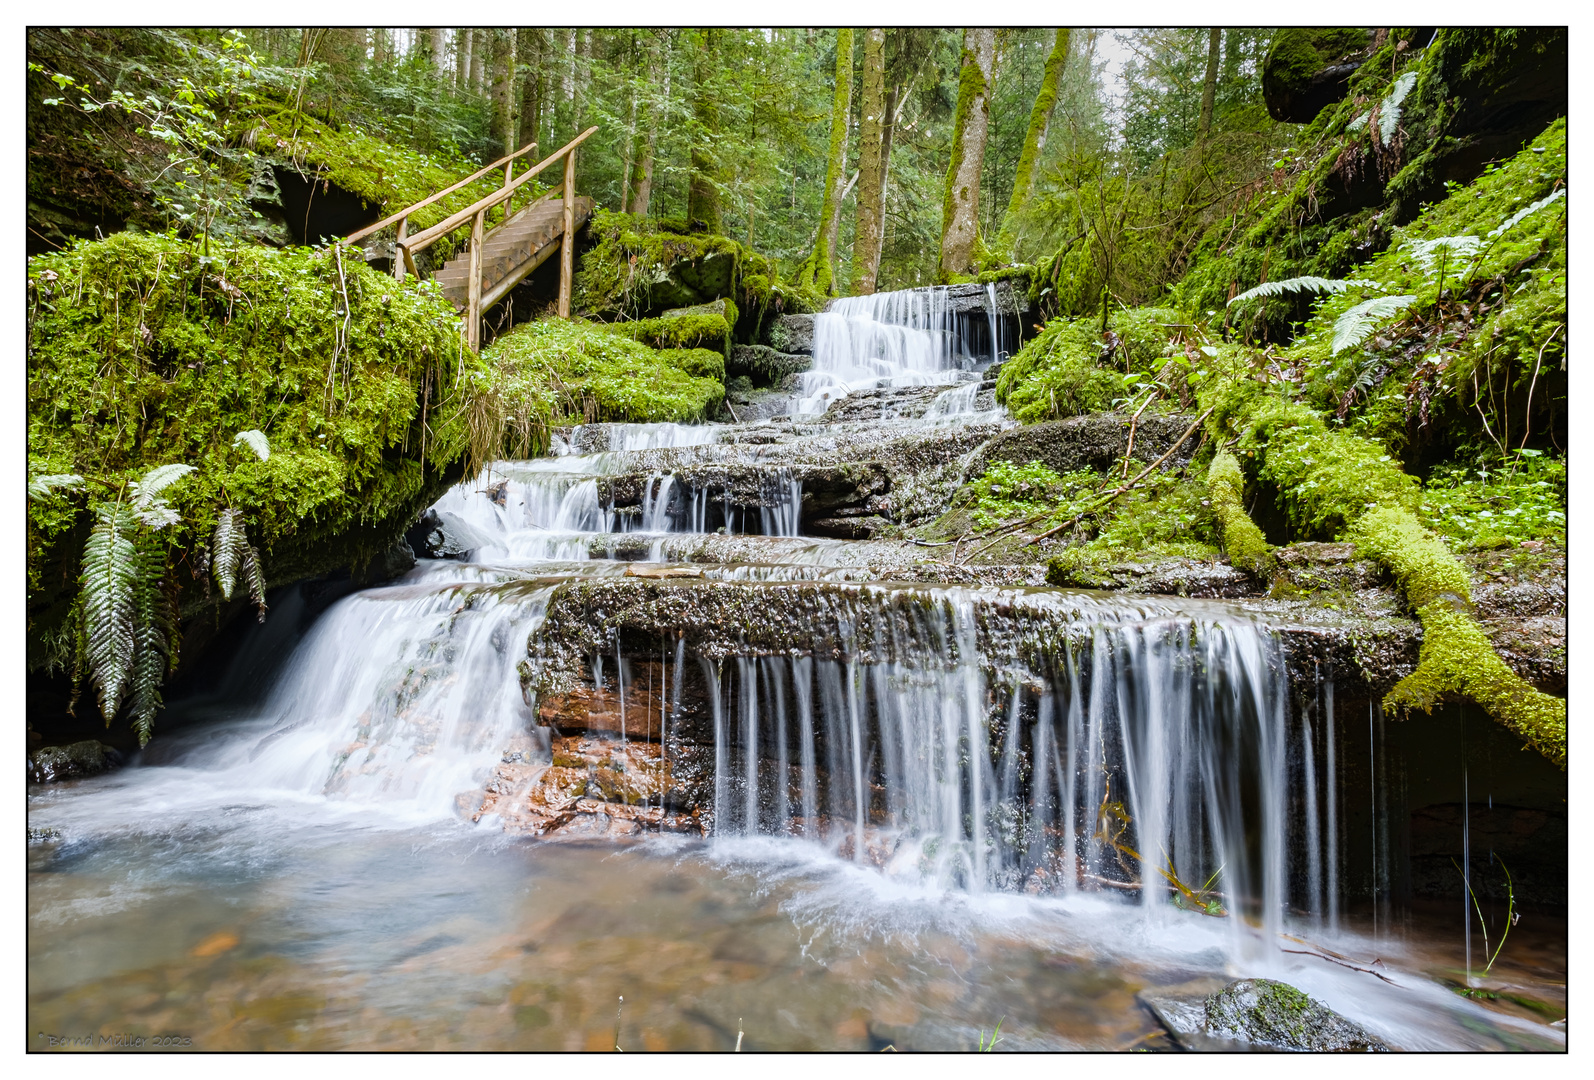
794,286,1003,417
28,288,1564,1051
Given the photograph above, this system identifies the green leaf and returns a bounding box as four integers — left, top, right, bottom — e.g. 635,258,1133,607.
1331,295,1417,355
29,473,83,499
1227,276,1376,307
233,429,270,461
1488,189,1566,240
131,463,195,507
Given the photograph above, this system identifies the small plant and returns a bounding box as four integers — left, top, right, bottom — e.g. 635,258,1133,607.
977,1016,1004,1051
1453,857,1519,983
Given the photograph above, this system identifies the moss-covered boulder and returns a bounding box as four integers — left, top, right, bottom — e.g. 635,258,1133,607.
729,344,811,386
28,740,122,784
1203,979,1388,1051
599,298,737,357
1261,28,1375,123
483,319,725,427
27,231,473,684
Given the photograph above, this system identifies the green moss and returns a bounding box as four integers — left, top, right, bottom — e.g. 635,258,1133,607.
602,312,732,356
27,230,471,669
571,210,804,327
482,318,724,427
1262,28,1372,93
1283,119,1566,448
1352,506,1564,767
239,107,512,249
1045,474,1221,583
1203,374,1565,764
1206,451,1272,574
656,347,725,383
996,306,1181,424
940,43,990,272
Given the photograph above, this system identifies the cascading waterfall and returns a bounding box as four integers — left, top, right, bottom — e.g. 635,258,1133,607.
795,286,1004,416
639,588,1337,935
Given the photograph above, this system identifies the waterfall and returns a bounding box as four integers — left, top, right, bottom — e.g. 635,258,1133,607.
795,286,1004,416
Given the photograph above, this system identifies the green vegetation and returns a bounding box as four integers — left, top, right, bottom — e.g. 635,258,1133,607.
995,307,1183,423
1205,451,1271,573
480,319,725,431
962,461,1095,530
27,229,470,737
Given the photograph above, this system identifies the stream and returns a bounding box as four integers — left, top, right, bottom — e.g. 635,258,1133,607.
28,286,1566,1051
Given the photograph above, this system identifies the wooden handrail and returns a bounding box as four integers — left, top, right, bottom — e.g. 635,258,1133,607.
399,127,599,256
342,140,541,245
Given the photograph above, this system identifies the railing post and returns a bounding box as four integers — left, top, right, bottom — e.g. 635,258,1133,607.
468,208,485,351
502,158,515,224
392,215,408,282
558,146,576,319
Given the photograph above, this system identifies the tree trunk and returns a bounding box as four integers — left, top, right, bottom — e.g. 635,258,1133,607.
628,33,667,217
471,29,486,92
798,28,854,294
687,28,723,233
939,29,996,281
494,29,518,158
851,29,886,295
1197,27,1221,141
998,29,1069,253
456,28,472,92
430,28,449,83
371,28,387,65
518,29,541,150
573,30,591,133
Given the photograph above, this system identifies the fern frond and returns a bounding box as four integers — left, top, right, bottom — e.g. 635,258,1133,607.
130,463,196,508
240,543,269,622
1404,235,1482,274
80,504,138,722
29,473,83,499
1488,189,1566,239
1347,113,1368,132
1227,276,1375,307
1331,295,1417,355
136,505,182,530
128,537,175,747
211,509,247,601
233,429,271,461
1378,71,1418,144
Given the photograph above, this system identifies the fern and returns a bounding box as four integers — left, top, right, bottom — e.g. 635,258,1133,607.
1227,276,1375,307
80,504,139,721
1488,188,1565,240
130,462,195,530
211,508,246,600
127,537,177,746
1331,295,1417,354
233,429,271,461
240,542,269,621
130,463,195,506
1378,71,1417,144
29,473,83,499
210,508,267,620
1404,235,1483,274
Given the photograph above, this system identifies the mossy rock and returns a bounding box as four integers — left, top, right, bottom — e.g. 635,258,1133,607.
1261,28,1375,123
729,344,811,386
27,231,473,678
1202,979,1388,1051
484,319,724,426
28,740,122,784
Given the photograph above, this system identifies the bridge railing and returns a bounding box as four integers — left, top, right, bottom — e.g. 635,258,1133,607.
344,126,599,350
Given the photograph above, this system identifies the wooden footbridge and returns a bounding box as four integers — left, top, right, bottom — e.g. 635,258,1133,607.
344,127,597,350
